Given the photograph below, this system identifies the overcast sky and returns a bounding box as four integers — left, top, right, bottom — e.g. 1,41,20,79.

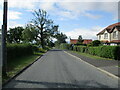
0,0,119,41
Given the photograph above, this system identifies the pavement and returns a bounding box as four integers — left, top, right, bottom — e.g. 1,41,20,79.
3,49,119,88
66,50,120,78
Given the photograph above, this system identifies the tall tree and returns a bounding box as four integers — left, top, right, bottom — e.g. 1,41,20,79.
7,26,24,43
77,35,83,44
22,24,38,43
55,32,67,44
32,9,54,48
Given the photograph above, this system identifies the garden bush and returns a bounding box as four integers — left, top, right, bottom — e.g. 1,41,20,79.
38,48,46,53
72,45,120,60
44,46,51,51
60,43,71,50
7,43,36,61
85,46,120,60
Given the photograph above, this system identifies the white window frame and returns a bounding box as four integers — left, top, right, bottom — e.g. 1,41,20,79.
104,33,108,39
113,31,117,39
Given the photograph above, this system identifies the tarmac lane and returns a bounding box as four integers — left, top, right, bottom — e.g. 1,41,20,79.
3,49,119,88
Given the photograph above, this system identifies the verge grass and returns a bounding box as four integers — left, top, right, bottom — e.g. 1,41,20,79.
3,52,44,83
71,51,112,60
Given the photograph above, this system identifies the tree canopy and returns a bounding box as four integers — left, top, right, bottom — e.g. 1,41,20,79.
7,26,24,43
31,9,58,48
77,35,83,44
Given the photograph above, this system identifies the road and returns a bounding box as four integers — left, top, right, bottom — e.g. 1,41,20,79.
4,49,118,88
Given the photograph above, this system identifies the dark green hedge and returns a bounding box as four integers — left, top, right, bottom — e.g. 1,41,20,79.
60,43,71,50
7,43,36,61
56,43,120,60
74,46,120,60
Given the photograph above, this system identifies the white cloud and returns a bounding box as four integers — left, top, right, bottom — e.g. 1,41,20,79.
8,0,39,10
39,2,56,11
8,10,22,20
64,26,104,41
0,10,3,24
56,2,118,20
8,21,23,29
84,12,102,19
0,10,22,22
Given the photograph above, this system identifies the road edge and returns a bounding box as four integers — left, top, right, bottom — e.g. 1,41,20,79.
64,51,119,79
2,52,46,87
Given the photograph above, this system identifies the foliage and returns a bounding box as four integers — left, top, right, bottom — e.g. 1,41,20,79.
31,9,57,48
38,48,46,53
7,27,24,43
73,46,120,60
59,43,70,50
77,35,83,44
61,44,120,60
22,24,38,43
55,32,67,44
7,43,37,61
91,40,101,46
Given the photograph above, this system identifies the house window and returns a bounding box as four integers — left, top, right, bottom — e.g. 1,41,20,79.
113,31,117,39
104,33,108,39
99,35,101,40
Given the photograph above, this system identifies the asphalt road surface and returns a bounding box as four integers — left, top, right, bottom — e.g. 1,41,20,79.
4,49,119,88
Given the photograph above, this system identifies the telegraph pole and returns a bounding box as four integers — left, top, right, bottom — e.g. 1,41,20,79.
2,0,8,77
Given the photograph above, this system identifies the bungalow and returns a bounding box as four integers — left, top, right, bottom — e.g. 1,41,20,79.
97,22,120,45
70,39,92,44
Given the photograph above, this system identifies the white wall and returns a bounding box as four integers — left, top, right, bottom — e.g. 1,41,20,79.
111,28,119,41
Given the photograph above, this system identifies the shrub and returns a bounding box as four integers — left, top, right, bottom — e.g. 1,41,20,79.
60,43,71,50
87,46,120,60
44,46,50,51
72,45,120,60
32,45,39,52
91,40,101,46
7,43,34,61
38,48,46,53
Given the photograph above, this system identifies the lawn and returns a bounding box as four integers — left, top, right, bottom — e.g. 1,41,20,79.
71,51,112,60
3,52,44,83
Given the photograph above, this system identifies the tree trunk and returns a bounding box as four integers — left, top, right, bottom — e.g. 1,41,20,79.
40,29,44,49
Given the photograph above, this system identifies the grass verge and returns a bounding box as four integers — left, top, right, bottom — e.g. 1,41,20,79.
71,51,112,60
3,52,44,83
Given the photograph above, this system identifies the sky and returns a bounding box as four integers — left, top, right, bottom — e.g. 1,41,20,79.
0,0,119,42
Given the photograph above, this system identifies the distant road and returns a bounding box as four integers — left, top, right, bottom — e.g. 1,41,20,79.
4,49,118,88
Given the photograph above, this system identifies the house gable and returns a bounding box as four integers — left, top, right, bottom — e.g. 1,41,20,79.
97,22,120,44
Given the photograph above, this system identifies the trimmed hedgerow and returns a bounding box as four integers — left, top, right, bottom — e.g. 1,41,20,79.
57,43,120,60
7,43,36,61
60,43,71,50
75,46,120,60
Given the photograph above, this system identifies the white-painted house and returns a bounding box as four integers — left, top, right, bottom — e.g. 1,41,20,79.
97,22,120,45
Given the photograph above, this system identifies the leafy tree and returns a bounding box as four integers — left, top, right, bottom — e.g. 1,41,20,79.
91,40,101,46
77,35,83,44
55,32,67,44
31,9,55,48
22,24,38,43
7,26,24,43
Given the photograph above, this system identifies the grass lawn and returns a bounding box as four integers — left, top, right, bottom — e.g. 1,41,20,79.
3,52,44,83
71,51,112,60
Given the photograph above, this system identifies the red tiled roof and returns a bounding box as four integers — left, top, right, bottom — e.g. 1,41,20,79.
70,39,92,44
101,40,120,43
111,40,120,43
97,22,120,35
70,39,78,44
83,39,92,44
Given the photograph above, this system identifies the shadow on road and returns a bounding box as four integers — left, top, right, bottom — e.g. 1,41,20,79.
4,79,112,88
49,49,63,51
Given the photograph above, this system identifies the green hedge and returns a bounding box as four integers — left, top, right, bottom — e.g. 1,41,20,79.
60,43,71,50
74,46,120,60
38,48,46,53
55,43,120,60
7,43,36,61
